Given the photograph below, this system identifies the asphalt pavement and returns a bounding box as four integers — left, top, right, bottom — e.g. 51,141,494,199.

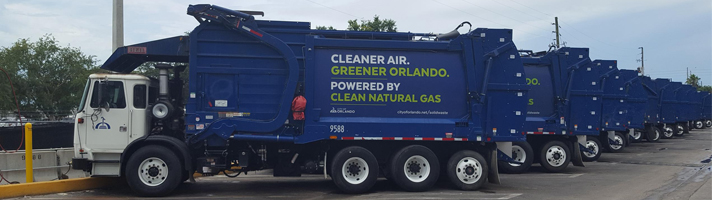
16,128,712,200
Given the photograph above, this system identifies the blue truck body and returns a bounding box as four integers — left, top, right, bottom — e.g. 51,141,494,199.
596,60,628,132
619,69,646,130
641,76,660,125
656,79,680,124
96,4,531,194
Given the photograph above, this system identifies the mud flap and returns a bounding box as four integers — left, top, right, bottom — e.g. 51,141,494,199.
571,135,585,167
487,142,511,184
607,130,616,146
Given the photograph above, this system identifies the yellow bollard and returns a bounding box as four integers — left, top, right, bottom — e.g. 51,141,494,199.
25,122,33,183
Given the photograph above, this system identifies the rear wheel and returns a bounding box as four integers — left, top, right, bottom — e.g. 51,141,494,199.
125,145,183,197
706,120,712,128
630,131,642,142
390,145,440,192
694,121,705,129
331,146,379,194
581,137,602,162
646,126,661,142
539,141,570,173
662,125,674,139
498,142,533,174
607,132,625,153
447,150,488,190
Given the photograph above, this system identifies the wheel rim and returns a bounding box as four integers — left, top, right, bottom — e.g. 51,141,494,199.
545,145,567,167
695,121,704,129
455,157,482,184
403,155,430,183
677,125,684,134
610,135,623,150
583,140,599,158
342,157,369,184
706,120,712,127
653,129,660,140
632,131,642,140
508,145,526,167
138,157,168,186
664,127,674,137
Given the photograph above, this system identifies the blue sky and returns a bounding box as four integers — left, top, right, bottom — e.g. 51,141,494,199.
0,0,709,85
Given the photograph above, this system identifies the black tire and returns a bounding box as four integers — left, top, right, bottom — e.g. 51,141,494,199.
498,142,533,174
581,137,602,162
675,123,686,136
539,140,571,173
646,126,661,142
694,121,705,129
607,132,625,153
681,122,690,134
447,150,488,190
706,120,712,128
389,145,440,192
661,125,675,139
630,130,642,142
125,145,183,197
330,146,379,194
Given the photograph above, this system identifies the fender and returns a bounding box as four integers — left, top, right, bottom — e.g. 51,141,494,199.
120,135,193,176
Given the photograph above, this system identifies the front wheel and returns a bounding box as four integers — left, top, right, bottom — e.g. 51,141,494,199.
681,123,690,134
390,145,440,192
694,121,705,129
447,150,487,190
646,126,661,142
581,137,602,162
539,141,571,173
607,132,625,153
662,125,674,139
498,141,533,174
331,146,379,194
125,145,183,197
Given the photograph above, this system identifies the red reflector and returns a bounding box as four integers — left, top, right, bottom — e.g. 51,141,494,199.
79,148,84,153
487,137,491,141
78,118,84,124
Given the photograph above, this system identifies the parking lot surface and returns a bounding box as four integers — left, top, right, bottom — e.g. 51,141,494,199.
19,129,712,200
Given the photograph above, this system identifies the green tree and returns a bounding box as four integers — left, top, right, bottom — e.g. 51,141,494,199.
686,74,701,88
347,15,397,32
0,35,98,120
315,26,336,30
699,85,712,92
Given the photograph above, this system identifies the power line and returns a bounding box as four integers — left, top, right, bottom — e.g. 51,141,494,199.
508,0,553,17
505,0,637,56
461,0,552,34
304,0,360,18
432,0,547,39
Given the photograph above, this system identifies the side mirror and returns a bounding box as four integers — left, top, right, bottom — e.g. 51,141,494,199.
102,102,110,112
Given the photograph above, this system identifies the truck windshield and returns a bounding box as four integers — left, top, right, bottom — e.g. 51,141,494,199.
77,80,90,112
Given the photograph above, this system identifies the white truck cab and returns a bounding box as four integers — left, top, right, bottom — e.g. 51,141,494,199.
73,73,153,176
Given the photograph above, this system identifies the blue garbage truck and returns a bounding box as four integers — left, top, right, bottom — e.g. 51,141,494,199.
692,91,710,129
497,47,594,173
618,69,649,143
589,60,629,155
640,76,663,142
656,79,684,137
676,84,695,134
71,4,529,196
700,91,712,128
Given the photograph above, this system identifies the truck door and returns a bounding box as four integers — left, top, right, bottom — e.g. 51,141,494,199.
85,80,131,150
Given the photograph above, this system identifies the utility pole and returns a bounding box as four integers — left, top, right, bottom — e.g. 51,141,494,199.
112,0,124,52
554,17,560,49
637,47,644,75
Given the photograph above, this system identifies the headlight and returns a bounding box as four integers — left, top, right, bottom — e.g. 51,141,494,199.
152,103,170,119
